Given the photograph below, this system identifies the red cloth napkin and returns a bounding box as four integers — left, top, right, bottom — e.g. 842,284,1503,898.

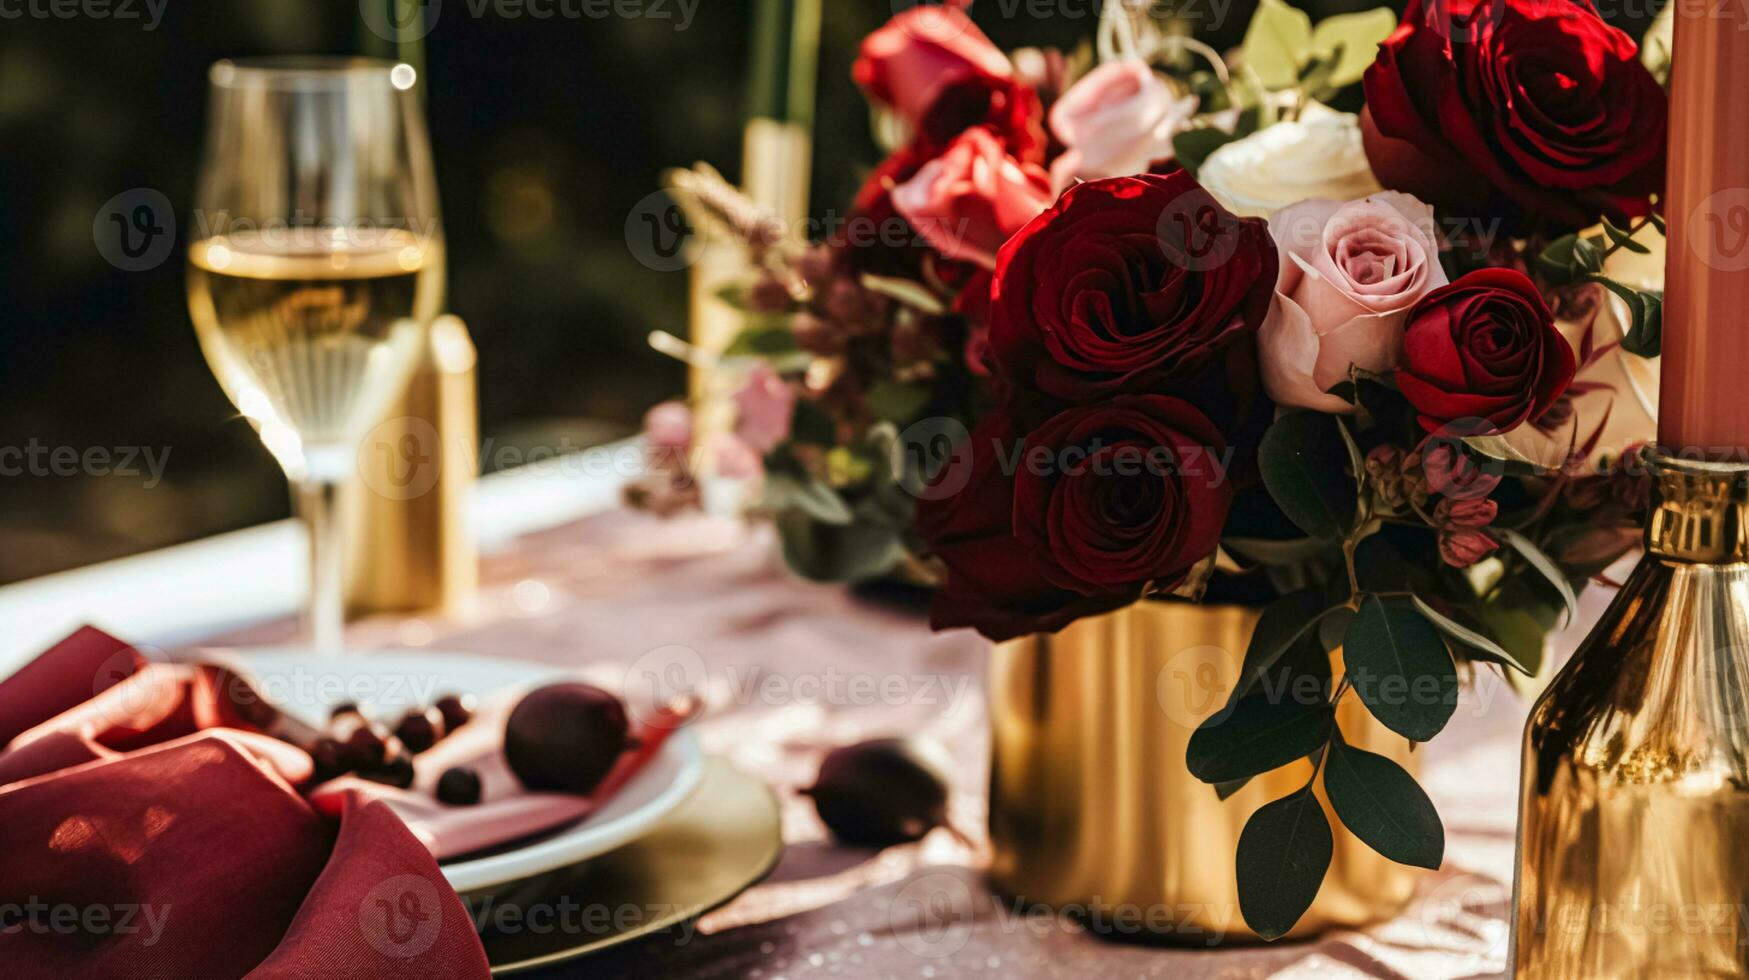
0,628,491,979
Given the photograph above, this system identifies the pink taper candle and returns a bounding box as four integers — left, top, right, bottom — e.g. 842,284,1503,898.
1661,1,1749,459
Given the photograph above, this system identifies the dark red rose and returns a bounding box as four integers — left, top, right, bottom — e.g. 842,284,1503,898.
916,396,1233,641
1396,269,1575,433
1362,0,1666,232
985,171,1276,408
954,268,995,377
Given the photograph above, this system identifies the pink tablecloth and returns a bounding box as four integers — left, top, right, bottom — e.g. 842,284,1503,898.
202,508,1596,979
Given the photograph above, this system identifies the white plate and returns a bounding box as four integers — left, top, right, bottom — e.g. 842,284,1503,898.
210,647,707,892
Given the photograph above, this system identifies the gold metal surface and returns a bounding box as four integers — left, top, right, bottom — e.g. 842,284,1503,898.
988,601,1421,944
346,314,479,614
474,757,784,974
1513,453,1749,977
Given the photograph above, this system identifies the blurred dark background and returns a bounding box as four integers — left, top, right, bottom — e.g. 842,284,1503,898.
0,0,1654,584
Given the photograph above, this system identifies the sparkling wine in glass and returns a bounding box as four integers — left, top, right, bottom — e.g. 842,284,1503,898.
187,58,444,656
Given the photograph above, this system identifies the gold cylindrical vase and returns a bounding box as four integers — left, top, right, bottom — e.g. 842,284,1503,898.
988,600,1421,943
1513,454,1749,977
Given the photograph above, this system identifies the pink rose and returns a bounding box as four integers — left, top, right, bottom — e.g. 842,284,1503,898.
853,7,1013,132
890,127,1053,269
732,362,795,454
1259,192,1447,412
1047,60,1197,189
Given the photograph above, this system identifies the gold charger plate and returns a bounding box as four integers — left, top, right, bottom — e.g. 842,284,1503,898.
467,757,783,974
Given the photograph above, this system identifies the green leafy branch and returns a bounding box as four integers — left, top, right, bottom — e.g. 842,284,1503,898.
1192,410,1544,939
1536,213,1665,358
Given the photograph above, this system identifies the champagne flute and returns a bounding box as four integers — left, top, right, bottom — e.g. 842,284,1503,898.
187,58,444,657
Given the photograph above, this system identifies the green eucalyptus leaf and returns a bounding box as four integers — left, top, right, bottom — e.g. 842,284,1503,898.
1324,736,1445,869
1222,536,1336,565
1496,527,1579,622
1536,234,1582,284
865,381,931,425
1171,126,1241,176
1352,535,1408,593
1186,693,1334,784
1259,412,1358,539
774,510,906,583
724,324,800,358
1308,7,1397,88
1241,0,1314,90
1410,595,1526,673
764,471,854,526
859,273,947,315
1236,787,1333,940
1479,598,1551,679
789,399,834,446
1215,776,1253,801
1319,606,1355,653
1230,590,1333,703
1343,595,1458,742
1602,217,1652,254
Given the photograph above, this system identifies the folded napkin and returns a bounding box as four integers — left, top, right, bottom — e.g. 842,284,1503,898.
0,628,492,979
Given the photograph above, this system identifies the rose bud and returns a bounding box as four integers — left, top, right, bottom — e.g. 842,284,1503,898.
1396,270,1576,435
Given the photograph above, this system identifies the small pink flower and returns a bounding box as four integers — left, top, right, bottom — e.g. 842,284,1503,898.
1258,193,1446,412
1433,497,1498,529
1440,528,1500,568
1047,60,1197,189
1420,439,1502,501
712,433,763,481
733,362,795,454
891,127,1053,269
643,401,693,450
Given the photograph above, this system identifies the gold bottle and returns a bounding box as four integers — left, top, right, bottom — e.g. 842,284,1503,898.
1513,453,1749,976
345,314,479,614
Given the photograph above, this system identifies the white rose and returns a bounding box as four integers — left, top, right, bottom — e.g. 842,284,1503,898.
1197,106,1383,218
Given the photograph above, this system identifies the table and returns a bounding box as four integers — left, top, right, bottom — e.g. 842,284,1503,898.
0,451,1604,978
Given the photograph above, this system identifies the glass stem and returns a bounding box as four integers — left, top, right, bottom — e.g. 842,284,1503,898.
297,478,346,657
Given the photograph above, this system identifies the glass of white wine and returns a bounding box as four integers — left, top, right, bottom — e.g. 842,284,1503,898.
187,58,444,657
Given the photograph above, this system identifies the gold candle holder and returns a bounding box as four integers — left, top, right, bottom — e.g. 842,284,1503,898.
1513,452,1749,976
988,600,1420,943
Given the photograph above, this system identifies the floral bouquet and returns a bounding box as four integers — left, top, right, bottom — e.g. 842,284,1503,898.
653,0,1669,939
